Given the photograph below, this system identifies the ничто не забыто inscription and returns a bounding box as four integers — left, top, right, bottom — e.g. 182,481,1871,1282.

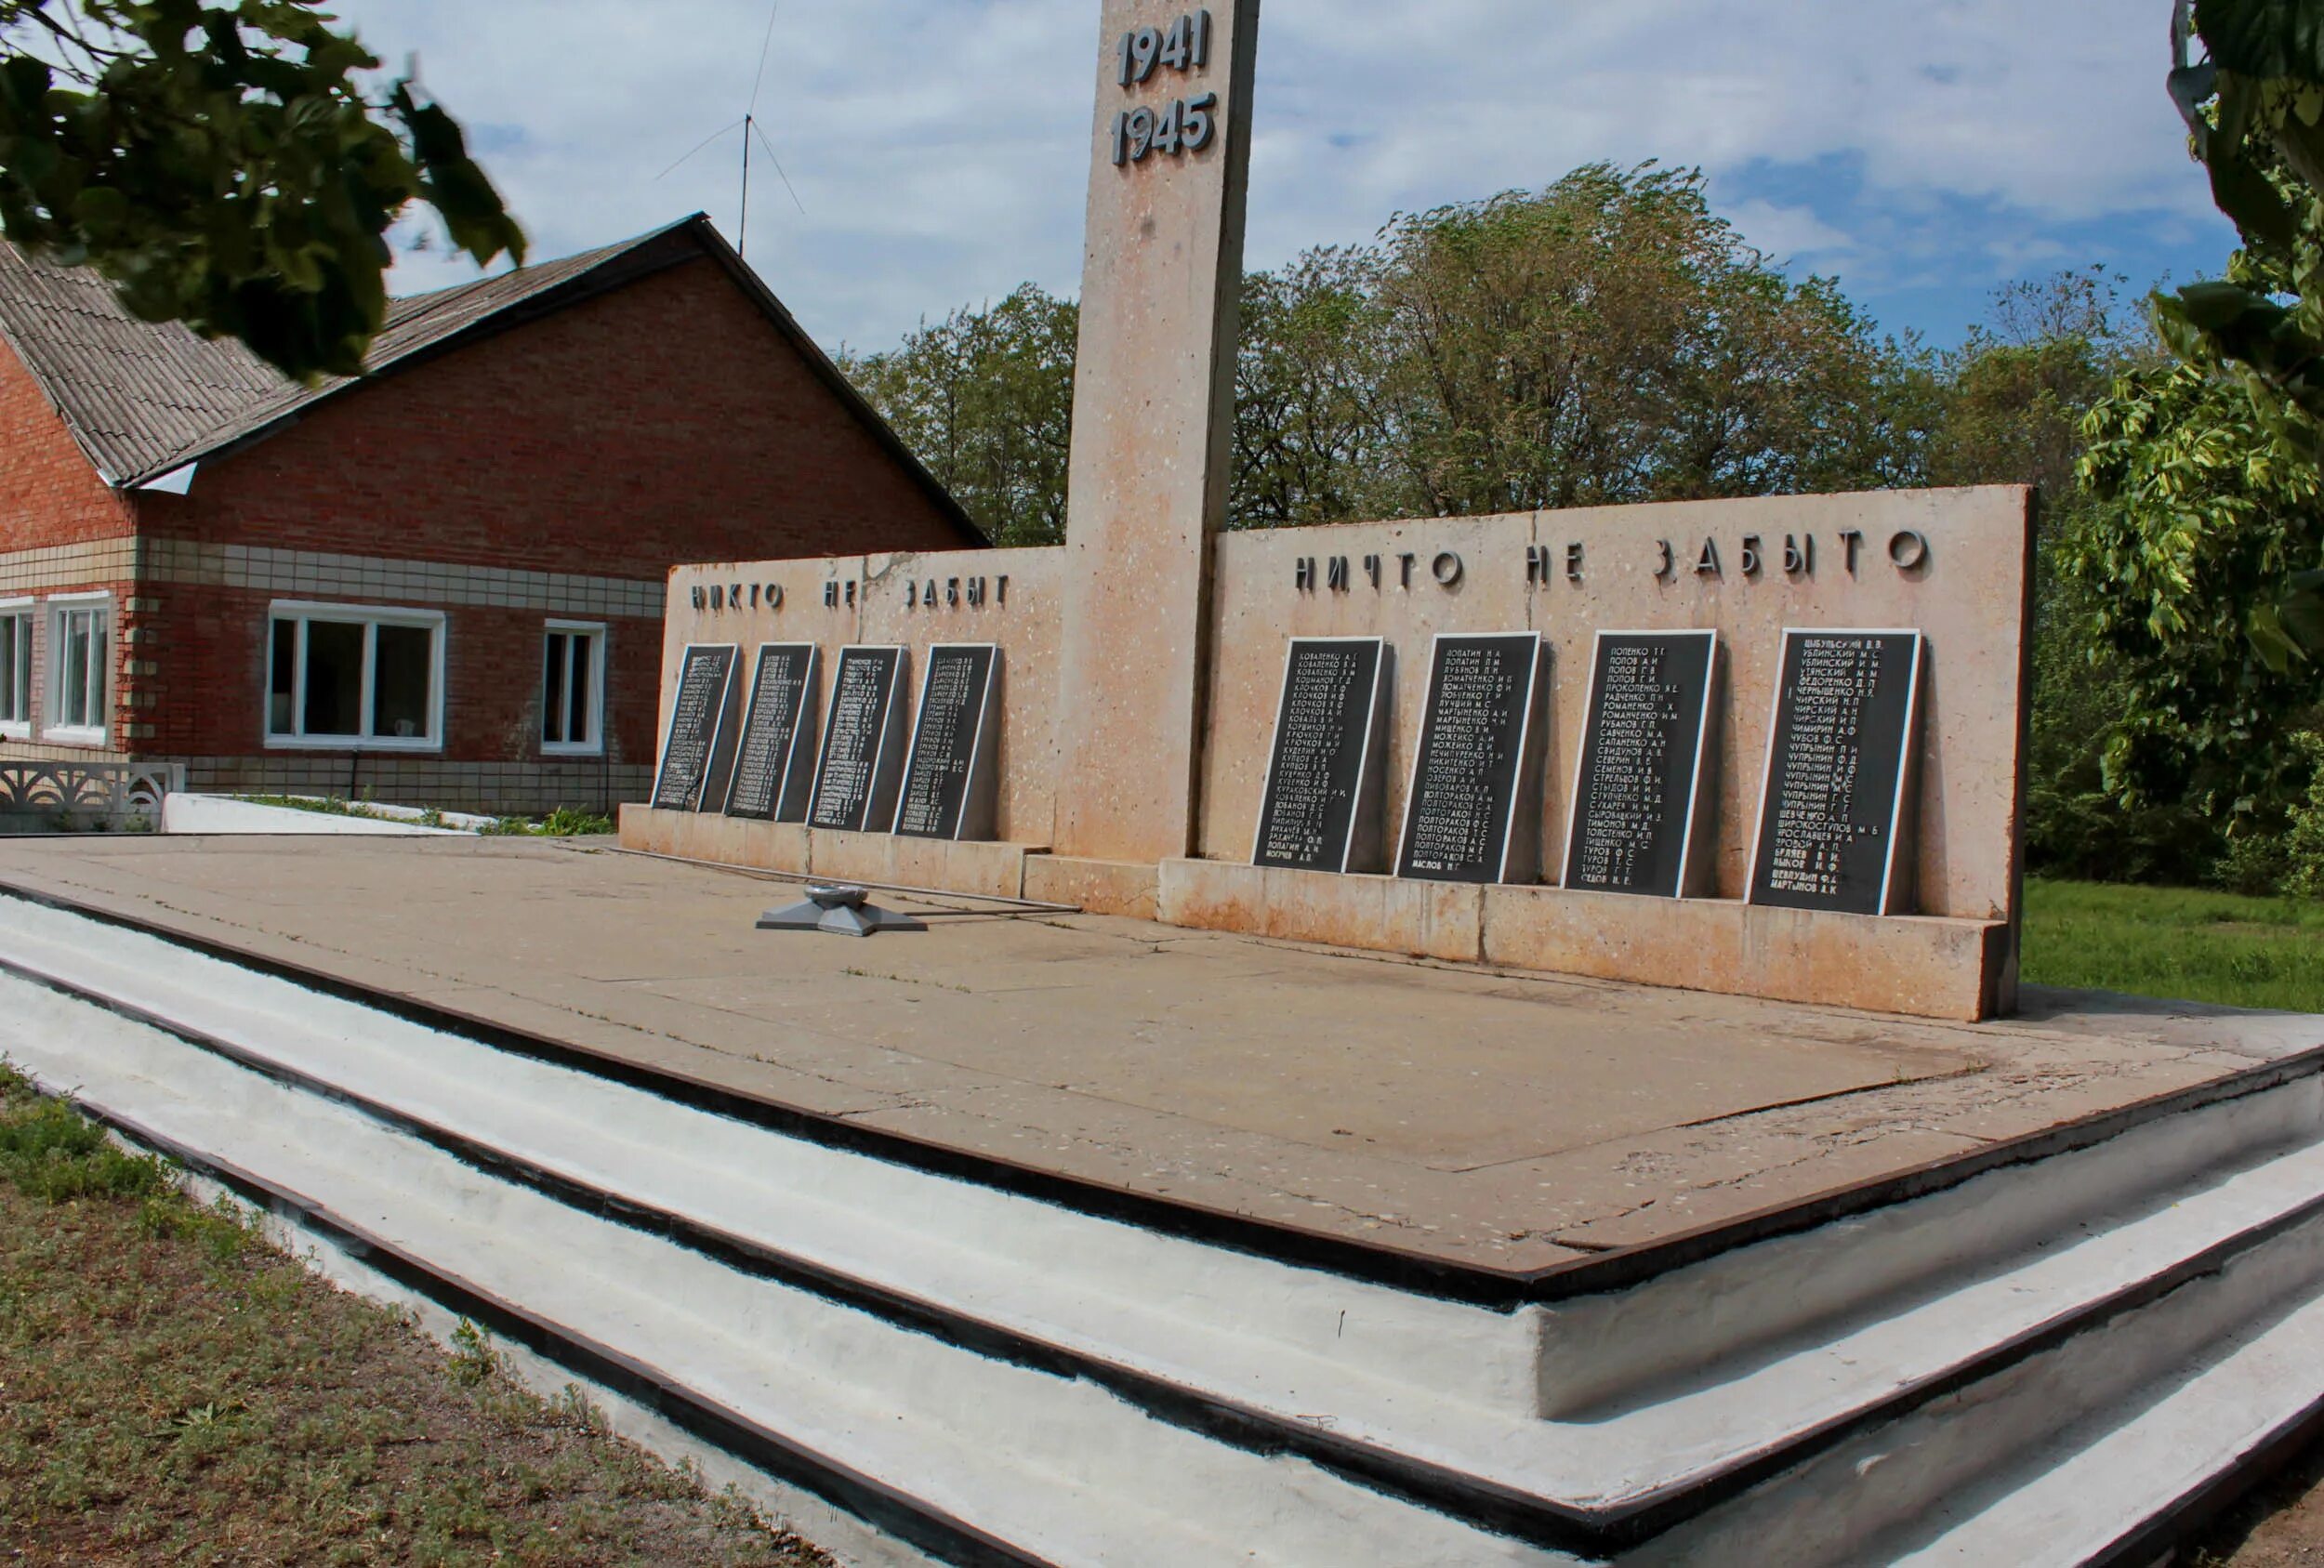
1253,638,1390,875
1750,628,1926,916
1563,631,1719,900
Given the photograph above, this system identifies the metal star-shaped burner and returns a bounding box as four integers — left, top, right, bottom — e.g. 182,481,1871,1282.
755,884,927,938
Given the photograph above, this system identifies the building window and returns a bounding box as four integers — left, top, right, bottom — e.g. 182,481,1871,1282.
0,601,31,739
43,594,110,745
541,621,606,756
266,602,445,750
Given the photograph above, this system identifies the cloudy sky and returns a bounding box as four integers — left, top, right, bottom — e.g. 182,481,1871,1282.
336,0,2229,355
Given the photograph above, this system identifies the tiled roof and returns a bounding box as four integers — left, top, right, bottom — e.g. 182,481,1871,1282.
0,243,285,485
0,225,670,486
0,217,981,542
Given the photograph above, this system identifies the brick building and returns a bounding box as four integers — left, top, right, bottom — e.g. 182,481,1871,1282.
0,214,978,813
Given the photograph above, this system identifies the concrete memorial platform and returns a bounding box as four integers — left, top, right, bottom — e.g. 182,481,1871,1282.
5,834,2323,1564
0,834,2300,1270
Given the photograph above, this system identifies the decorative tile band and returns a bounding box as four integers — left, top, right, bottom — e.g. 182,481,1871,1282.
0,537,664,618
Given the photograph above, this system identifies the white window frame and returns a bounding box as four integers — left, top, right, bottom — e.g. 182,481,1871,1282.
265,600,447,753
0,596,32,741
540,619,608,757
42,591,112,747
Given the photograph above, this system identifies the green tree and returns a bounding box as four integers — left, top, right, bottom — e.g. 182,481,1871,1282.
1927,270,2149,496
2072,360,2324,825
839,284,1077,548
1916,270,2206,879
2157,0,2324,665
1357,165,1918,518
845,165,1960,546
0,0,522,381
1231,248,1393,528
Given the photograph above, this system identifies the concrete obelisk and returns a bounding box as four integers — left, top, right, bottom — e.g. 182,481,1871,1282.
1051,0,1261,871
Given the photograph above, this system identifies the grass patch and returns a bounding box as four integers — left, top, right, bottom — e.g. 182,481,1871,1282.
480,805,617,838
237,789,423,826
2024,877,2324,1012
235,797,615,837
0,1063,824,1566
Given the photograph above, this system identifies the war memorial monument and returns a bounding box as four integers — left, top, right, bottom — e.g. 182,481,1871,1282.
3,4,2324,1564
624,0,2020,1026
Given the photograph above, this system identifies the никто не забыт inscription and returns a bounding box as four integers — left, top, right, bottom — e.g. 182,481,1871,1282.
808,646,909,835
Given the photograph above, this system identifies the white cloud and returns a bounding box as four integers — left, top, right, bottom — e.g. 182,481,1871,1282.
1719,200,1859,270
334,0,2214,348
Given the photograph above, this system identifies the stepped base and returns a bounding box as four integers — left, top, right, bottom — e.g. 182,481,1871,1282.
4,833,2324,1563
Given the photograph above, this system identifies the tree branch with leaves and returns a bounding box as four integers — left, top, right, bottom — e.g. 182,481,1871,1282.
2158,0,2324,666
0,0,523,382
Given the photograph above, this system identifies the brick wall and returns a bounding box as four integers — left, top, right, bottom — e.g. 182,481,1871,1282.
134,583,662,781
3,246,977,809
0,577,132,763
133,254,976,577
0,345,137,552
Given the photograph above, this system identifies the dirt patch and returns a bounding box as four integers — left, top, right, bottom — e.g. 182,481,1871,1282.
2183,1435,2324,1566
0,1073,825,1567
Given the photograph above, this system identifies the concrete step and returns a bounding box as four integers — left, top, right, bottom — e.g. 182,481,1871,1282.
0,980,1569,1568
7,889,2324,1562
1637,1164,2324,1566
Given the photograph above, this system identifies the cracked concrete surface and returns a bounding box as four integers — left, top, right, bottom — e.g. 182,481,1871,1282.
0,835,2312,1272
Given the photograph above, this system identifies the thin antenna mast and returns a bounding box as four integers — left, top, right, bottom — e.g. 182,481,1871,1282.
654,2,799,256
739,2,780,257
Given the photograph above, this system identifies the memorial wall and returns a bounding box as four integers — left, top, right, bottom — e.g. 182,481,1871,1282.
627,547,1063,898
1199,486,2027,926
620,1,2033,1021
627,483,2028,1020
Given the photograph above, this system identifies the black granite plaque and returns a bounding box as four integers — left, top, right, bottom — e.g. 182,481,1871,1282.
650,644,740,812
723,644,820,823
1563,631,1719,899
1750,629,1925,916
807,646,908,834
895,644,1001,841
1253,638,1391,874
1396,633,1546,885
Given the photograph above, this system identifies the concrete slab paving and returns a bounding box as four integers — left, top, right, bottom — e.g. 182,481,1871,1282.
0,834,2310,1272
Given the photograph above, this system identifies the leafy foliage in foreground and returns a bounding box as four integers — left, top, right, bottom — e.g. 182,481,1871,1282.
0,1063,165,1203
0,0,523,382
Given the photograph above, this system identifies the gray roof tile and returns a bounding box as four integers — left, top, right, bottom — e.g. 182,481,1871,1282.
0,214,984,544
0,220,686,486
